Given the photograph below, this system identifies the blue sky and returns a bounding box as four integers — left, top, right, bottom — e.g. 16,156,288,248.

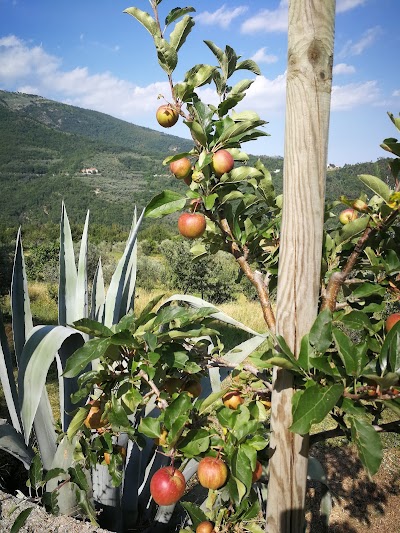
0,0,399,165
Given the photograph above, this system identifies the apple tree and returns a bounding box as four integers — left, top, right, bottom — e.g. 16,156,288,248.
63,1,400,531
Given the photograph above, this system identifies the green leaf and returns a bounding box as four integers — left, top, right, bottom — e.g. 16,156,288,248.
348,416,382,476
218,120,266,145
180,502,208,528
145,190,186,218
169,15,195,52
108,396,131,431
351,282,386,298
10,508,34,533
290,383,344,435
42,490,59,515
230,79,254,95
67,407,88,440
164,393,192,430
178,429,210,457
29,453,43,490
363,373,399,389
332,328,359,375
63,337,110,378
231,445,253,495
380,321,400,374
298,334,314,371
138,417,161,439
184,119,207,146
43,467,66,482
124,7,158,36
221,166,263,183
154,35,178,74
165,6,195,27
68,464,90,492
309,309,332,353
235,59,261,75
337,216,369,243
75,486,99,526
340,311,373,331
358,174,392,203
185,64,216,88
72,318,113,338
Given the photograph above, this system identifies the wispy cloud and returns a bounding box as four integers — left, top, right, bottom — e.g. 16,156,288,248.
393,90,400,98
331,80,380,110
333,63,356,75
195,5,248,29
241,1,288,34
336,0,367,13
251,47,278,65
339,26,381,57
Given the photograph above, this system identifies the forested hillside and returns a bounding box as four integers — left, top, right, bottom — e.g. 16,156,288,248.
0,90,394,230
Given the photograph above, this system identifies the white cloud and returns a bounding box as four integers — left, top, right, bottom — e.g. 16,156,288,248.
0,35,170,121
242,73,287,113
393,90,400,97
251,47,278,65
336,0,367,13
195,5,248,29
339,26,381,57
241,1,288,34
331,80,380,110
0,35,60,82
333,63,355,75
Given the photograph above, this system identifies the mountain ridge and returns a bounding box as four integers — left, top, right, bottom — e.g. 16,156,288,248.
0,90,392,229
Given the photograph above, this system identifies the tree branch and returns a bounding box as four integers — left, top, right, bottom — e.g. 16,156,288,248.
321,207,400,312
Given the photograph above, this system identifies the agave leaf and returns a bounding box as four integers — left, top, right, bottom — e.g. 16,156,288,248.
18,325,85,444
0,311,22,431
222,334,268,366
91,257,106,323
11,227,33,364
119,208,139,320
75,210,89,323
162,294,264,336
104,209,144,327
59,202,78,326
0,419,34,468
46,435,85,516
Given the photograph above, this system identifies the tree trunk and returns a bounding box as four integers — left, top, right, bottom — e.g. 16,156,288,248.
266,1,336,531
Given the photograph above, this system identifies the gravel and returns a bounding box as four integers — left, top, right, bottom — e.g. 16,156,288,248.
0,489,111,533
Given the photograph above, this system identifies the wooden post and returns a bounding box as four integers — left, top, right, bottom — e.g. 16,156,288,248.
266,1,336,531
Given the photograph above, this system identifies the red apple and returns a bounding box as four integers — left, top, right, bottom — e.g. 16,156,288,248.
170,157,192,179
212,149,234,177
385,312,400,332
197,456,228,489
339,208,358,225
183,379,202,398
196,521,215,533
252,460,263,482
178,212,206,239
222,390,244,410
156,104,179,128
150,466,186,505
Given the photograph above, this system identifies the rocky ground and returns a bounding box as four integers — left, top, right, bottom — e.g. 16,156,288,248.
1,445,399,532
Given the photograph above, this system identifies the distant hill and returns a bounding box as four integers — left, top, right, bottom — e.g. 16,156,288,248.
0,90,393,229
